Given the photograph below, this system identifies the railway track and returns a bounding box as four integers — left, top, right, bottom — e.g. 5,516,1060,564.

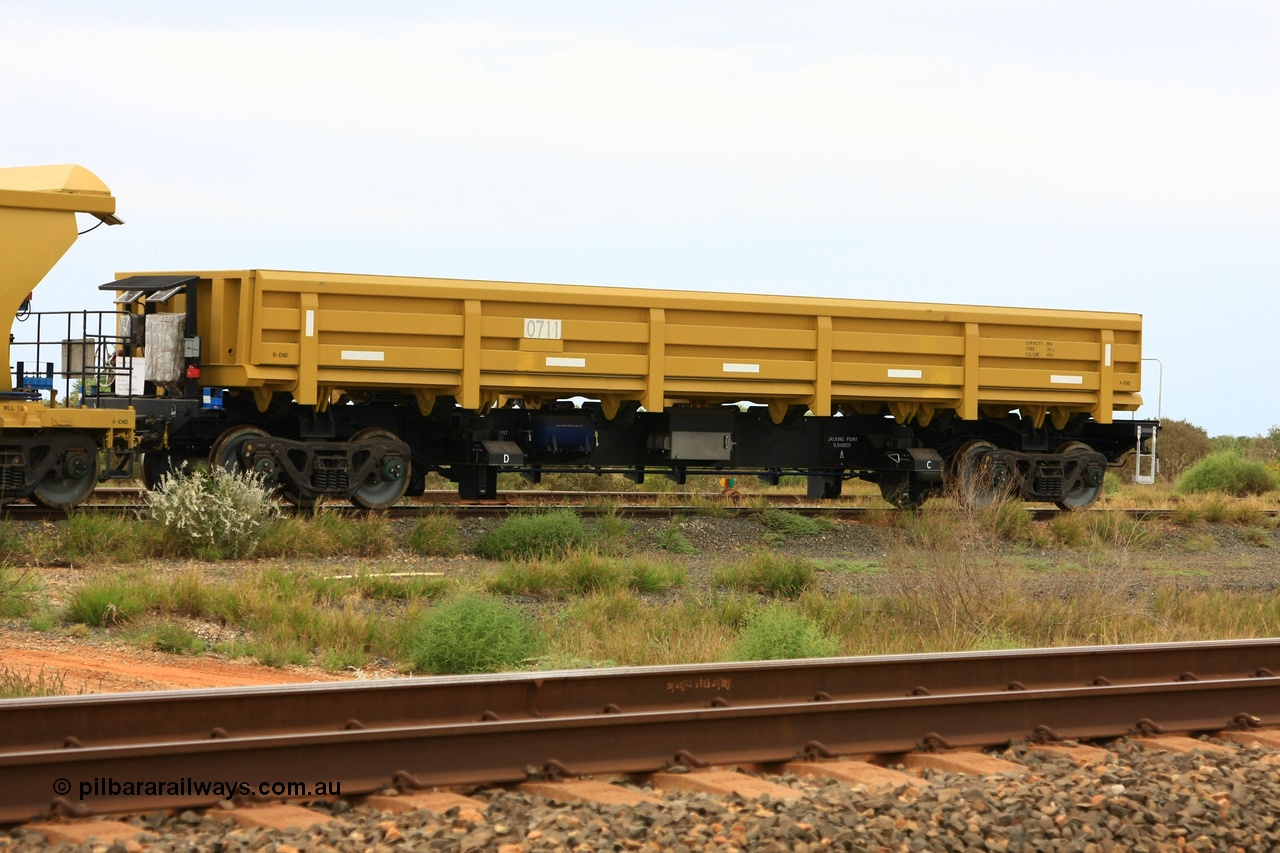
0,488,1250,522
6,639,1280,825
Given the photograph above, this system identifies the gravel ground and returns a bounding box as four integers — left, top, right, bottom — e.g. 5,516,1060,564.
6,738,1280,851
444,512,1280,602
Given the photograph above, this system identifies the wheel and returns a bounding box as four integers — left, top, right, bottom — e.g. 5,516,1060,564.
879,478,916,509
952,440,1011,507
283,489,320,511
1055,441,1104,511
348,427,410,510
405,465,426,498
209,426,270,475
140,450,176,490
30,436,101,510
878,477,929,509
807,474,844,500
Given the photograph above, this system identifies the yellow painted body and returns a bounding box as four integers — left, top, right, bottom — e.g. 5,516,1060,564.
131,269,1143,428
0,165,133,438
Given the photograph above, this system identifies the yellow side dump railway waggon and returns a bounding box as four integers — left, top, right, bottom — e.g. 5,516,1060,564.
3,164,1157,511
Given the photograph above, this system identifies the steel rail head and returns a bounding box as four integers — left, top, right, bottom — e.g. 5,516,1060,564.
8,638,1280,758
7,676,1280,824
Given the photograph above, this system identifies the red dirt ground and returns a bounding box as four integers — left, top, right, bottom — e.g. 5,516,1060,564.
0,628,351,694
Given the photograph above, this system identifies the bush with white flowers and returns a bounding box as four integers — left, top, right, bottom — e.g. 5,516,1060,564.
147,467,278,558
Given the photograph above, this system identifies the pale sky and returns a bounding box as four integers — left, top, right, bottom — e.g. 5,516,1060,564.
3,1,1277,437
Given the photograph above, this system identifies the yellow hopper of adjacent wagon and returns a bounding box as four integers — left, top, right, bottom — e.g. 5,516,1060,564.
0,164,122,391
0,165,133,508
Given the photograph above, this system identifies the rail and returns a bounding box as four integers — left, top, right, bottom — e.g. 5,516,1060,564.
4,640,1280,823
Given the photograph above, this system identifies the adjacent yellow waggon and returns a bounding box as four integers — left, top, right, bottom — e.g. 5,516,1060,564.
0,165,132,508
2,164,1158,511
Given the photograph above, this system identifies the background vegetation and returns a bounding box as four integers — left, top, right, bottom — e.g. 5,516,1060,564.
2,416,1279,696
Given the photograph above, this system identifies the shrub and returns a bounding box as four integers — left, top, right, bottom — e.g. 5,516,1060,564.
148,467,279,558
1176,451,1278,497
728,604,837,661
408,595,539,674
473,510,587,560
407,512,461,556
1155,419,1214,481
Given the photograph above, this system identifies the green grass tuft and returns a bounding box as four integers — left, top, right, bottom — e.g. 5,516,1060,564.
408,595,539,674
713,552,816,597
473,510,587,560
65,570,165,626
652,526,696,554
760,508,837,538
0,564,41,618
406,512,461,557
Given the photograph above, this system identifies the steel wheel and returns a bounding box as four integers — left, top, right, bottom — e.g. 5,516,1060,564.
348,427,409,511
879,477,923,510
1055,441,1104,511
952,440,1010,507
30,436,100,510
283,489,320,511
209,426,269,474
141,450,176,490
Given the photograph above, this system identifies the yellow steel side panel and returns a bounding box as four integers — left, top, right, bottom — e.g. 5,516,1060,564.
813,316,832,416
118,268,1144,422
830,384,963,403
315,368,464,389
461,300,481,408
831,330,965,356
665,380,815,398
481,351,646,375
665,357,816,381
205,278,244,364
979,368,1100,390
482,373,646,395
483,318,648,344
297,292,319,406
646,308,666,412
831,363,964,385
665,325,818,349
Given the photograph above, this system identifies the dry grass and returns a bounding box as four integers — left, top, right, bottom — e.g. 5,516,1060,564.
23,476,1280,673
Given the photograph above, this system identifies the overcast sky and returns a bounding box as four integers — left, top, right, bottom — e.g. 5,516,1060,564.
3,1,1277,437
